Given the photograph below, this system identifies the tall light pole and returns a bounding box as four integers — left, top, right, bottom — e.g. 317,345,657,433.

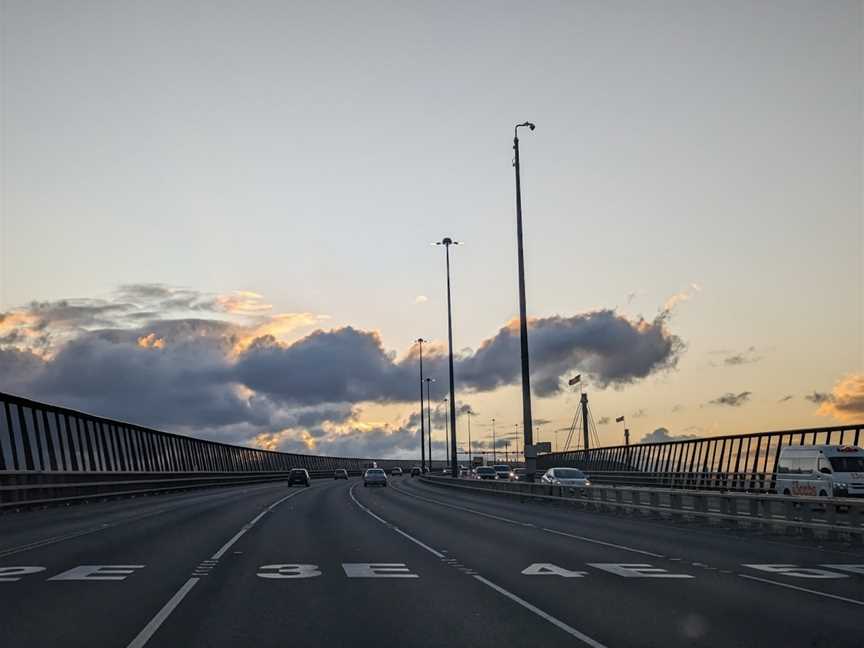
416,338,427,473
443,396,449,471
425,377,435,472
513,121,536,481
466,409,472,466
435,237,460,478
492,418,497,463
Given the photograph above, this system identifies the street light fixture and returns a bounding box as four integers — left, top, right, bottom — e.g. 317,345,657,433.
435,237,460,478
513,121,536,481
416,338,427,473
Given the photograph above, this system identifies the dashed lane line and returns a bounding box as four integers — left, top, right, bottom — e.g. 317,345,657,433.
349,484,608,648
738,574,864,607
124,486,312,648
390,484,664,558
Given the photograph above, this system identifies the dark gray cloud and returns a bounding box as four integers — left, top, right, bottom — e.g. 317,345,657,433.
0,286,685,456
804,391,833,405
778,394,794,403
708,391,752,407
640,427,700,444
597,416,611,425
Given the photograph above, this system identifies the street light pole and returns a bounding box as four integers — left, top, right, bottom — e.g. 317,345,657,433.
425,378,435,472
416,338,426,473
492,418,497,463
443,396,449,470
513,121,536,481
466,409,472,467
435,237,460,478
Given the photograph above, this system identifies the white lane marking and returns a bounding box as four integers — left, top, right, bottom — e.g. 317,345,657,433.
473,575,608,648
587,563,693,579
739,574,864,607
395,483,664,558
210,488,306,560
257,564,322,579
522,563,587,578
542,528,665,559
742,564,848,579
391,486,536,528
48,565,145,581
126,486,311,648
350,484,607,647
822,564,864,575
0,566,46,581
0,483,284,559
126,578,199,648
348,484,445,558
342,563,419,578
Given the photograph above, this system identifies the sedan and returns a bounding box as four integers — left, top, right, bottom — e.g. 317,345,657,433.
363,468,388,487
410,466,421,477
391,467,403,477
541,467,591,487
288,468,311,487
333,469,348,480
475,466,497,480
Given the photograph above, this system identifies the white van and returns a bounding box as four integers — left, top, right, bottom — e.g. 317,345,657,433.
774,445,864,498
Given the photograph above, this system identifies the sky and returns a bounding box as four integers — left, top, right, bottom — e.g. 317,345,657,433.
0,0,862,459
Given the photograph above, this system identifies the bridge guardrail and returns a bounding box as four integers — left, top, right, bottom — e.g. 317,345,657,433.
421,476,864,541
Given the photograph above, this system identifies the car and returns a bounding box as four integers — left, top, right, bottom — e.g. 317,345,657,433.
410,466,421,477
391,467,403,477
775,445,864,497
475,466,497,480
442,467,451,475
492,464,512,480
288,468,311,487
541,467,590,487
511,468,527,481
363,468,388,487
333,468,348,480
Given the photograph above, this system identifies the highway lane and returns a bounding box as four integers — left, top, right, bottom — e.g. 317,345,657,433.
1,475,863,647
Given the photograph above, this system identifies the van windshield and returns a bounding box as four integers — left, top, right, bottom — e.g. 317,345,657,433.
829,457,864,473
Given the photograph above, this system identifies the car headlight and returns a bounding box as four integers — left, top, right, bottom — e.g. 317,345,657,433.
584,480,591,486
553,479,561,485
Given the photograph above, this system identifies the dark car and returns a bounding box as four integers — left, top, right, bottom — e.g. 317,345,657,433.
410,466,421,477
475,466,497,480
333,468,348,480
288,468,311,487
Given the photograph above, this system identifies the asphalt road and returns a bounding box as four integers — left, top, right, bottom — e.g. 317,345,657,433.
1,476,863,647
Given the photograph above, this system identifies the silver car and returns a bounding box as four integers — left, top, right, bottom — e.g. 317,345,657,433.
541,467,591,487
363,468,388,487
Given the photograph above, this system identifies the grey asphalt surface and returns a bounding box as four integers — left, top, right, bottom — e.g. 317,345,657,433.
1,476,862,647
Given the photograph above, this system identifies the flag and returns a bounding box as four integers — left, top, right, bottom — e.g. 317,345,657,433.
615,416,625,423
568,375,581,386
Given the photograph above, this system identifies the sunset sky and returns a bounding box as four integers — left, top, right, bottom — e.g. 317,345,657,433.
1,0,861,458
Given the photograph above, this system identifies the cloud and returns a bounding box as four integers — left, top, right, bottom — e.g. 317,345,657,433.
639,427,701,443
708,391,752,407
662,283,702,313
0,284,686,456
718,346,762,367
778,395,794,403
414,295,428,304
816,374,864,422
804,391,833,405
633,409,647,418
671,404,685,412
597,416,611,425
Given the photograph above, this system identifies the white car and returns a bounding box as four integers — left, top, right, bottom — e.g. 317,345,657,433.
775,445,864,498
391,467,403,477
541,467,591,487
363,468,388,487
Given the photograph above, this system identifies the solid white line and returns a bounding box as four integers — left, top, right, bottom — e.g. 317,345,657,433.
473,575,608,648
739,574,864,607
126,485,311,648
348,484,445,558
394,484,663,558
126,578,200,648
542,528,665,558
350,484,608,646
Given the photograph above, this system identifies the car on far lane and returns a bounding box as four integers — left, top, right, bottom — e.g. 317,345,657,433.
364,468,388,487
511,468,527,481
492,464,513,480
475,466,497,480
288,468,311,487
391,467,403,477
410,466,421,477
541,467,591,487
333,469,348,480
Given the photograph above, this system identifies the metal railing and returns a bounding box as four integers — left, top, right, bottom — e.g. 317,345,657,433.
537,423,864,493
0,391,433,508
423,476,864,540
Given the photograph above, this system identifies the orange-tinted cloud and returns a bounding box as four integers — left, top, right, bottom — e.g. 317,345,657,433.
137,333,166,349
817,374,864,422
